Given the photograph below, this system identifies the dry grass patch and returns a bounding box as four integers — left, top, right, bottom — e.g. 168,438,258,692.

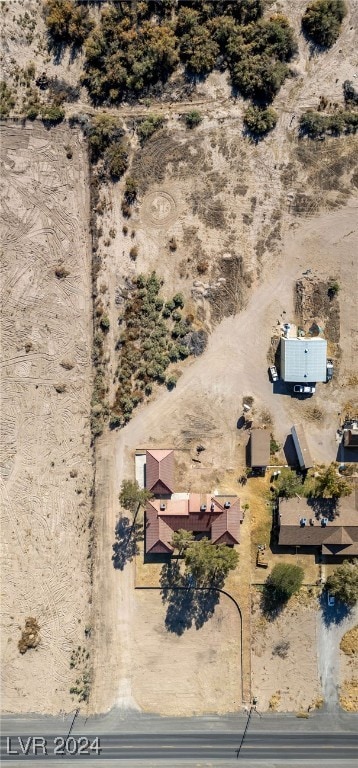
340,679,358,712
340,626,358,657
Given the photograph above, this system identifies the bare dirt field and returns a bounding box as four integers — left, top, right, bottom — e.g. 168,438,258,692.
251,591,322,713
0,122,93,713
339,624,358,712
131,590,241,715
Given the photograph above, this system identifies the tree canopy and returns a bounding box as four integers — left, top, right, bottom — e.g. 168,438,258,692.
313,463,352,499
44,2,296,107
267,563,304,600
326,561,358,606
171,529,195,555
119,479,152,513
302,0,347,48
183,540,238,586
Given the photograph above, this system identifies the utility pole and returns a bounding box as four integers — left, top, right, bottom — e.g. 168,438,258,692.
236,699,259,760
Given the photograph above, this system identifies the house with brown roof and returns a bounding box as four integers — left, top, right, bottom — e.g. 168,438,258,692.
145,494,242,554
145,449,175,495
249,429,270,471
278,489,358,560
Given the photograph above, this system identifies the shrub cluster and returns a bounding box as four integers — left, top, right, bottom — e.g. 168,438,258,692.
299,109,358,138
243,105,278,137
136,114,164,143
0,81,15,117
78,113,129,181
44,0,94,47
45,2,296,107
111,273,191,428
302,0,346,49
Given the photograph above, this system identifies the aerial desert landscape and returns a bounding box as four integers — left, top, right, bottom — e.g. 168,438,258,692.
0,0,357,738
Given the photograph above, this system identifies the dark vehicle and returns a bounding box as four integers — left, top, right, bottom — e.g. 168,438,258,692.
326,360,334,381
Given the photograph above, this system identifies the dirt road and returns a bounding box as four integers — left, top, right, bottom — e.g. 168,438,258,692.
317,604,358,711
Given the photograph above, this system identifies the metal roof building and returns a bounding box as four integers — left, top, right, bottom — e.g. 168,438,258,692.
250,429,270,469
280,337,327,383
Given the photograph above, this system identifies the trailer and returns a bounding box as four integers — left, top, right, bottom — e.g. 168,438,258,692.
291,424,313,470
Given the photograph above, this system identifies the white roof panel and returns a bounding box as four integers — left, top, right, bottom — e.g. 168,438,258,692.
281,338,327,382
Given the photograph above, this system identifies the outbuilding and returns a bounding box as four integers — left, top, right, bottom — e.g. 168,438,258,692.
291,424,313,470
280,337,327,383
249,429,270,470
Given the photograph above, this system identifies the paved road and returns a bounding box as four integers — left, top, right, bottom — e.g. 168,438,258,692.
1,711,358,765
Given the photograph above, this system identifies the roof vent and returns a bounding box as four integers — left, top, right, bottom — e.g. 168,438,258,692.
224,501,231,509
160,502,166,511
309,518,315,526
321,517,328,527
300,517,307,527
200,504,207,513
210,502,215,513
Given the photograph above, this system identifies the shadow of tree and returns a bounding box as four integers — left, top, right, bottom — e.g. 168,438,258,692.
260,584,287,621
112,516,143,571
319,591,352,627
159,561,223,635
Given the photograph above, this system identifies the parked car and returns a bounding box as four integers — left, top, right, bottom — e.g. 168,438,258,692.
327,592,335,607
293,384,316,394
326,360,334,381
269,365,279,382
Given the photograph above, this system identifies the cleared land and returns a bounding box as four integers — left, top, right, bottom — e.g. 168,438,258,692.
131,590,241,715
251,591,321,713
0,123,93,713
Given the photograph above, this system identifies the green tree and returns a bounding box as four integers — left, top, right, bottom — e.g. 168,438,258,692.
184,540,239,586
273,469,305,499
171,529,194,555
326,561,358,606
302,0,346,48
244,105,278,137
313,463,352,499
119,479,152,513
267,563,304,600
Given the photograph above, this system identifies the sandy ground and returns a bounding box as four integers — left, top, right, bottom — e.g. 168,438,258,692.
131,590,241,715
251,592,321,713
0,123,93,713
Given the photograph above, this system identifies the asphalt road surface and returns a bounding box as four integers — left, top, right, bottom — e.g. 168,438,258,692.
1,711,357,766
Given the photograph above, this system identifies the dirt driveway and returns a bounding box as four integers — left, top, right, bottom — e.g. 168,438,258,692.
317,603,358,711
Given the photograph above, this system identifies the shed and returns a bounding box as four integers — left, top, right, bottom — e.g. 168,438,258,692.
250,429,270,469
291,424,313,470
280,337,327,383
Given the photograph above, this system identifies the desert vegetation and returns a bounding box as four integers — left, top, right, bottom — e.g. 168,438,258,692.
110,272,204,428
302,0,347,49
41,1,297,108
